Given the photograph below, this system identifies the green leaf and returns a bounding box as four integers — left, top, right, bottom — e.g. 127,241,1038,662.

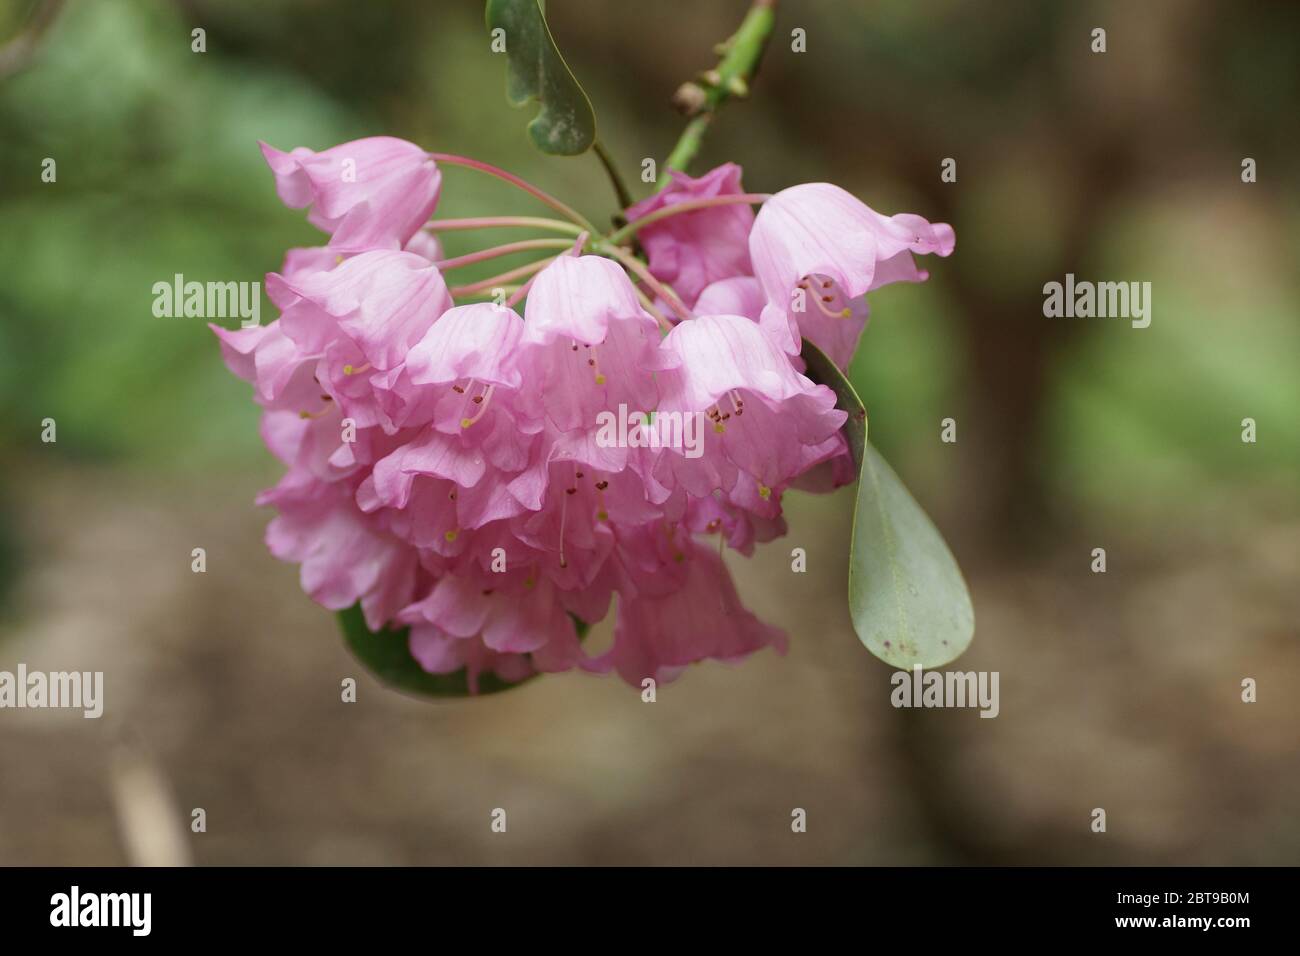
800,340,866,469
338,604,534,697
485,0,596,155
338,605,592,698
800,339,974,669
850,445,975,669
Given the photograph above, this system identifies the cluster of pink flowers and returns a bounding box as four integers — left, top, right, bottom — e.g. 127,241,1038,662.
214,136,953,691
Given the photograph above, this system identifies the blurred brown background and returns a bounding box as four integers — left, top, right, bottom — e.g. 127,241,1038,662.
0,0,1296,865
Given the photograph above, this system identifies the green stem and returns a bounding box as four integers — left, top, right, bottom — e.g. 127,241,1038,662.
593,139,636,212
449,257,557,297
663,116,712,177
425,216,585,236
660,0,778,185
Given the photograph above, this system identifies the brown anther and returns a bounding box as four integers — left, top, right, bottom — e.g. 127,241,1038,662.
566,487,577,495
452,385,465,393
472,395,483,404
595,480,609,491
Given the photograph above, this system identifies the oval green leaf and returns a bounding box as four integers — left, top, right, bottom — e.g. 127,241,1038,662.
485,0,596,155
850,444,975,668
800,339,974,669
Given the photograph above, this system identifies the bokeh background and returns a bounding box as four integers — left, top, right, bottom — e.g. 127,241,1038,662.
1,0,1296,865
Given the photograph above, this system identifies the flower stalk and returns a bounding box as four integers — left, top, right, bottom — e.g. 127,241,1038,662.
594,240,693,323
592,140,635,213
661,0,778,184
426,215,586,236
433,238,574,271
429,152,598,232
449,256,558,297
